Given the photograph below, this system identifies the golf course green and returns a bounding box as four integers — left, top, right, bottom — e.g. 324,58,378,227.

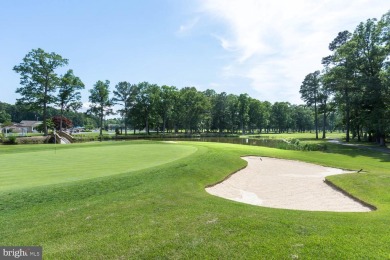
1,139,390,258
0,141,197,192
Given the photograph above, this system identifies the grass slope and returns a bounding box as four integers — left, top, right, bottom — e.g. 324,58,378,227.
1,141,390,259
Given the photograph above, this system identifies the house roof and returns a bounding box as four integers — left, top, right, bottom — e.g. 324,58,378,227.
20,120,42,127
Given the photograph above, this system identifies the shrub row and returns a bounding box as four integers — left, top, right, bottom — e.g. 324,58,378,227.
1,136,50,145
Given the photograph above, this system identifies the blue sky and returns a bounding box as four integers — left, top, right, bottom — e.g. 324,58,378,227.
1,0,389,111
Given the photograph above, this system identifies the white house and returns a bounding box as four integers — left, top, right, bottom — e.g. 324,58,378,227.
1,120,42,136
19,120,42,133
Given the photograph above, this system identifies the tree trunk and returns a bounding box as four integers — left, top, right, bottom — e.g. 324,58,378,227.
357,125,361,142
99,115,103,141
43,96,48,136
314,102,318,139
146,113,149,135
377,119,386,146
60,106,64,132
124,111,128,135
43,79,50,136
344,87,350,142
163,114,166,134
322,111,326,139
99,105,104,141
379,135,385,147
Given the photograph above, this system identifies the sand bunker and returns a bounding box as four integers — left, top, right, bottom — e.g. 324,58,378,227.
206,156,372,212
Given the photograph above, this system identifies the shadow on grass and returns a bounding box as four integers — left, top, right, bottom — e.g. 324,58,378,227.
324,141,390,163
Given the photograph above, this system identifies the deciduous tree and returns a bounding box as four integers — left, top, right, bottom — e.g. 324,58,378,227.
13,48,68,135
88,80,114,139
300,71,321,139
112,81,136,135
238,94,249,134
57,69,84,131
157,85,177,134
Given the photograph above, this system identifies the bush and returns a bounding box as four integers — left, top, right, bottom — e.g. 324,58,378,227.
17,136,50,144
35,119,55,133
4,135,17,145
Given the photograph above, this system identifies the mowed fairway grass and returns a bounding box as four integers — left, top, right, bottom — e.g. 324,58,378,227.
1,140,390,258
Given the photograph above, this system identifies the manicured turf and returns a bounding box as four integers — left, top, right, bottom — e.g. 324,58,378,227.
1,140,390,258
244,131,346,140
0,141,197,191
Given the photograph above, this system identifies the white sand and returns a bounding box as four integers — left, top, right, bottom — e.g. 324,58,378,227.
206,156,372,212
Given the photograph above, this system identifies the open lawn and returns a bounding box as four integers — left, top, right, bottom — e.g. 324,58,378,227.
1,140,390,258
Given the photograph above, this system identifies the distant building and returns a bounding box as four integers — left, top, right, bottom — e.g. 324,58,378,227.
19,120,42,133
1,120,42,136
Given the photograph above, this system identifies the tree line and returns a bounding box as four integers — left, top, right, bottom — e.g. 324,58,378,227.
4,48,324,137
4,46,327,137
0,47,363,138
300,10,390,145
91,81,325,136
3,10,389,145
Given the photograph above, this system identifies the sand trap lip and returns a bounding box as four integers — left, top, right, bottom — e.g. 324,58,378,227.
206,156,373,212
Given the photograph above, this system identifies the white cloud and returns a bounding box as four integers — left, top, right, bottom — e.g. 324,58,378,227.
177,17,200,35
81,102,91,112
197,0,389,103
211,34,237,51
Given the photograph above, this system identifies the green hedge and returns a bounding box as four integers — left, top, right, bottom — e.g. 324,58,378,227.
12,136,50,145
